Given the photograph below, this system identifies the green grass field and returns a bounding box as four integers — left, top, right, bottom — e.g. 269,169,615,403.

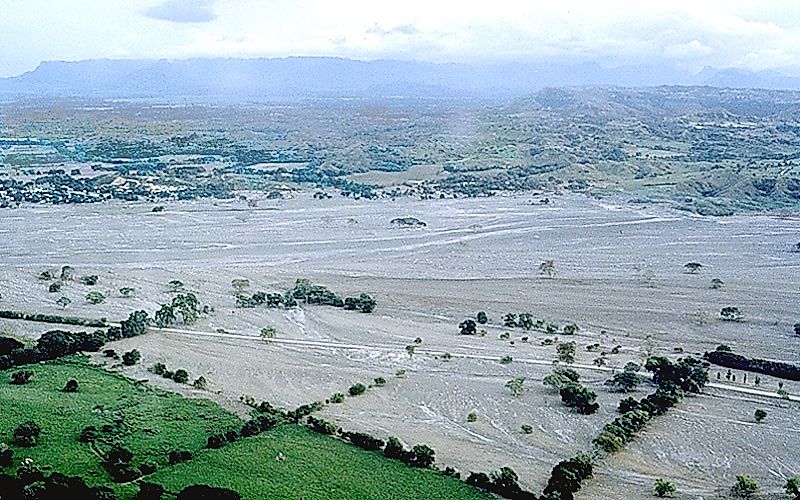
1,356,490,499
147,424,491,500
0,356,242,485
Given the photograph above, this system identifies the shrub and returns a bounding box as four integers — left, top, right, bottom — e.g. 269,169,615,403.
80,275,99,286
348,383,366,396
149,363,167,375
563,323,579,335
500,355,513,364
372,377,386,387
459,319,477,335
63,379,79,393
192,376,208,390
731,475,758,498
85,291,106,305
329,392,345,404
48,282,62,293
654,478,676,497
476,311,488,324
521,424,533,434
307,416,338,435
103,349,117,358
467,411,478,422
13,421,42,447
11,370,33,385
786,477,800,499
121,350,141,366
720,306,743,322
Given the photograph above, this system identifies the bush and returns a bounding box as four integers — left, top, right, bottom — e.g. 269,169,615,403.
329,392,345,403
172,369,189,384
372,377,386,387
48,282,62,293
85,291,106,305
11,370,33,385
786,477,800,499
348,383,366,396
13,421,42,447
720,306,743,322
467,411,478,422
149,363,167,375
654,478,676,497
499,355,513,364
63,379,79,393
459,319,477,335
192,376,208,390
307,416,338,435
476,311,488,324
732,475,758,498
121,350,141,366
521,424,533,434
754,409,767,422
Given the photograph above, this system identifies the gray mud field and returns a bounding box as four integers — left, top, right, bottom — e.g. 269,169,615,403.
2,193,799,499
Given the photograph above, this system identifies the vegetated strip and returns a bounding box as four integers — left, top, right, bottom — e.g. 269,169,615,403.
540,356,710,500
704,349,800,381
0,309,108,328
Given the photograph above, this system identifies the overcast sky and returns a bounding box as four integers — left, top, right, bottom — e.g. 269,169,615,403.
1,0,800,77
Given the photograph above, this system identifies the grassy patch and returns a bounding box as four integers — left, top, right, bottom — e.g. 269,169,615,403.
147,424,490,500
0,356,242,485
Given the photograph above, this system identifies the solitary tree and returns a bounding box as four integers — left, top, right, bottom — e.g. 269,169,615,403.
720,307,744,322
505,377,526,397
557,341,577,364
63,379,79,393
794,322,800,336
260,326,277,341
732,475,759,498
539,260,556,278
654,478,676,497
710,278,724,289
459,319,477,335
13,421,41,447
476,311,488,324
754,409,767,423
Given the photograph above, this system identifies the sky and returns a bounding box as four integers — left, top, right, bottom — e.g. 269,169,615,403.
1,0,800,77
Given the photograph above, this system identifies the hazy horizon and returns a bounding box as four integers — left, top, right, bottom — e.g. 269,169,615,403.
3,0,800,78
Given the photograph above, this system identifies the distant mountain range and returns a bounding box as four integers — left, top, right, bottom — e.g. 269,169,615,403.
2,57,800,101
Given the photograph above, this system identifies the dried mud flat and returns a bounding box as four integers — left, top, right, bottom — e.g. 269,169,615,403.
1,192,799,499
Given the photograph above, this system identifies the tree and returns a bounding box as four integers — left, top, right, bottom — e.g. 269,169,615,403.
785,476,800,499
500,355,513,364
605,372,641,393
260,326,277,341
467,411,478,422
231,278,250,293
710,278,724,289
0,443,12,468
543,367,581,392
563,323,579,335
539,260,556,278
121,350,141,366
48,281,62,293
154,304,176,328
476,311,488,324
557,341,576,363
85,291,106,305
60,265,74,281
459,319,477,335
521,424,533,434
732,475,758,498
503,313,518,327
794,322,800,336
192,376,208,390
654,478,676,497
683,262,703,274
348,383,366,396
172,369,189,384
13,421,42,447
720,306,743,322
56,296,71,308
408,444,435,468
63,379,79,393
505,377,526,397
384,437,406,460
405,345,415,358
329,392,345,403
560,384,599,414
754,409,767,423
119,287,135,298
